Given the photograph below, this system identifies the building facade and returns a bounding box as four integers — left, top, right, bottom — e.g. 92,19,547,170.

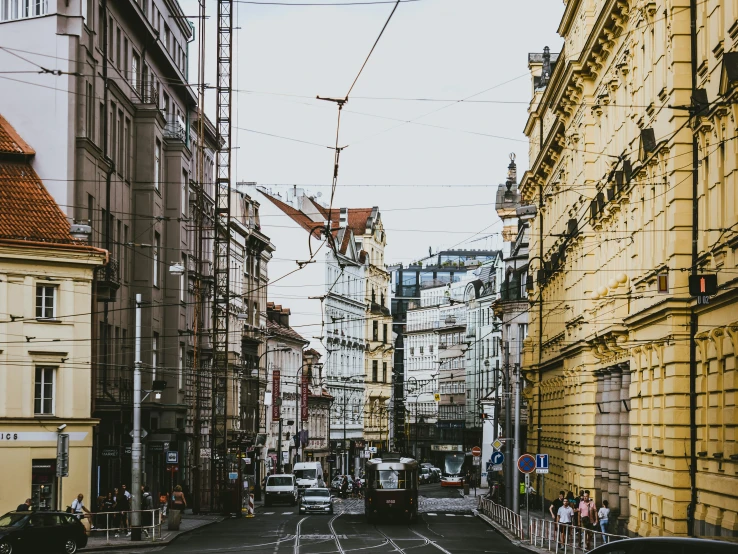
522,1,738,537
0,114,107,513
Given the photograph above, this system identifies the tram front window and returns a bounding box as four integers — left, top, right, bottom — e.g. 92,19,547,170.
376,470,406,489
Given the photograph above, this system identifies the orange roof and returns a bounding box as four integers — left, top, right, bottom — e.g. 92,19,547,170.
260,192,323,239
0,115,104,253
0,114,34,156
329,208,374,237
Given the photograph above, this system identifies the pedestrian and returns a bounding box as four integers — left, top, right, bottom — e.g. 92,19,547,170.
72,493,93,531
15,498,32,512
141,486,154,538
598,500,610,541
340,476,348,499
159,491,168,518
117,486,131,537
549,490,565,520
102,492,116,529
172,485,187,512
578,490,597,549
556,498,575,545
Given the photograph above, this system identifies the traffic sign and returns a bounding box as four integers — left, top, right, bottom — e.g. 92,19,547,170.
492,439,504,451
535,454,549,474
472,446,482,457
434,393,441,402
166,451,179,464
228,472,238,480
472,456,481,466
491,451,504,465
517,453,536,474
368,446,378,453
492,464,503,472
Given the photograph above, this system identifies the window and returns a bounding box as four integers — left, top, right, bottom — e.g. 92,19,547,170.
180,254,186,302
98,102,104,146
382,362,387,383
34,367,55,415
131,51,139,90
116,27,121,68
152,332,159,380
182,169,188,215
153,232,160,286
373,320,378,341
36,285,57,319
123,37,129,77
85,82,94,139
383,324,387,343
410,347,414,356
420,346,424,355
122,225,129,281
117,109,123,172
154,139,161,190
0,0,47,21
372,360,378,382
124,117,131,180
178,343,185,389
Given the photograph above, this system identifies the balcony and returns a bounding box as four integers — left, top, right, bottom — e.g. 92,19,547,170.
95,375,132,406
370,301,391,316
95,258,121,302
131,82,159,106
164,117,186,142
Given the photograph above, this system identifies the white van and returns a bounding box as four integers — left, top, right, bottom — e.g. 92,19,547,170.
293,461,324,491
265,474,298,506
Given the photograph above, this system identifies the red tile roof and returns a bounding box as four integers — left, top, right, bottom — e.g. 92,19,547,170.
260,193,323,238
0,115,105,254
329,208,374,237
266,318,308,344
0,114,34,156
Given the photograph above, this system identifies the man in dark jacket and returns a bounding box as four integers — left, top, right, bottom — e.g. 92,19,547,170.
16,499,32,511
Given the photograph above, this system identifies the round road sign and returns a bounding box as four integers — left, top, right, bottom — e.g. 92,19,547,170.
472,446,482,457
517,453,536,474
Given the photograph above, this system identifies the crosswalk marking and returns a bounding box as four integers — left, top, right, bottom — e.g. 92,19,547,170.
445,514,456,517
283,512,293,515
263,512,274,515
427,513,438,516
464,514,473,518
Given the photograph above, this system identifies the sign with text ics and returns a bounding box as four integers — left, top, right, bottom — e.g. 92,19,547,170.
272,370,281,420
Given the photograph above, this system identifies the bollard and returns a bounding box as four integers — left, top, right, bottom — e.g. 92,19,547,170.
246,494,255,518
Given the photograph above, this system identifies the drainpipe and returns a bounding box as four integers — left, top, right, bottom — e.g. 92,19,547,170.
688,0,699,537
537,112,544,495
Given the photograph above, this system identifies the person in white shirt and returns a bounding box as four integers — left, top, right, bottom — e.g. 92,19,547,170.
556,498,575,544
598,500,610,542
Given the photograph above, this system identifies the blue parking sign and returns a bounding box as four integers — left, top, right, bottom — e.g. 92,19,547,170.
535,454,548,473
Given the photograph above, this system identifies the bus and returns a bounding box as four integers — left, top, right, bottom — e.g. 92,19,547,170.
364,455,419,522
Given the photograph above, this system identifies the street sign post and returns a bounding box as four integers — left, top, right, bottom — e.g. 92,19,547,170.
517,453,536,474
491,451,504,465
473,456,481,466
492,439,504,451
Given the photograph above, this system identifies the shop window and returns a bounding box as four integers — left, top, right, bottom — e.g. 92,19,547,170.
32,459,57,510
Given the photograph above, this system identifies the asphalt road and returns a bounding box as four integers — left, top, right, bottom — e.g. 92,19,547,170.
96,485,522,554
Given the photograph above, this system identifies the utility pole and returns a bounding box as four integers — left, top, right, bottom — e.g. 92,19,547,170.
343,378,348,474
513,362,521,514
504,342,512,509
131,294,143,541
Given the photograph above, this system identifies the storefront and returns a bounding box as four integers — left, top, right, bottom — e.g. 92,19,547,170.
0,423,95,514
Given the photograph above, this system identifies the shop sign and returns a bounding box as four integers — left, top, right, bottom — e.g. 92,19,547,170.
101,447,120,458
0,432,88,443
431,444,463,452
301,373,309,422
272,370,281,419
149,442,164,452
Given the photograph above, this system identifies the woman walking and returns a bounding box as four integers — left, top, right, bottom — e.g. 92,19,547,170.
598,500,610,542
172,485,187,512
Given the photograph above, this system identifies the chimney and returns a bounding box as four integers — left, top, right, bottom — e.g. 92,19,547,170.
541,46,551,87
279,308,290,328
339,207,348,227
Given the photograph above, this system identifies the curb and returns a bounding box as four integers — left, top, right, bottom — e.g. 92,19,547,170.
82,519,223,551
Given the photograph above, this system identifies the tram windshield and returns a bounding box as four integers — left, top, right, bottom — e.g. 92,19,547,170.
444,453,464,476
370,469,407,489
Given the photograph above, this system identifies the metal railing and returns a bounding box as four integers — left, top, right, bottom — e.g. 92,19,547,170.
528,517,628,553
86,508,162,544
477,497,525,539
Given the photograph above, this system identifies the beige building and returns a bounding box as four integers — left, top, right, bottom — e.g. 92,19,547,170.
522,2,738,538
0,115,107,513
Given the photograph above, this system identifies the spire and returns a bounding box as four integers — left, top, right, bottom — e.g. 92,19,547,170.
541,46,551,86
506,153,517,191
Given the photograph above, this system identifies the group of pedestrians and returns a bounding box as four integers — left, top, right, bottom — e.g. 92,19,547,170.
550,490,611,545
92,485,133,536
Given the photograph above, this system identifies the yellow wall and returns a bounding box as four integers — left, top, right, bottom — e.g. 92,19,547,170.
0,244,103,513
522,0,738,537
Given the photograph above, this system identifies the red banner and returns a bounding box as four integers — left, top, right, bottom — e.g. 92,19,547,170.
301,372,309,422
272,369,280,420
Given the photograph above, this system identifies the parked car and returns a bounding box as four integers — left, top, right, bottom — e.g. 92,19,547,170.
429,467,442,483
265,474,298,507
589,537,735,554
330,475,354,496
419,467,432,484
299,487,334,515
0,511,88,554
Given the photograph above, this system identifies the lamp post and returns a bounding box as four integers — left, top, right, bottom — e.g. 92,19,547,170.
294,362,323,465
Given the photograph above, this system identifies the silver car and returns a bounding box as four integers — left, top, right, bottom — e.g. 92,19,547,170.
299,488,333,515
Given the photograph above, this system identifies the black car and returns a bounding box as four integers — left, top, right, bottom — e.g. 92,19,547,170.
0,511,88,554
589,537,736,554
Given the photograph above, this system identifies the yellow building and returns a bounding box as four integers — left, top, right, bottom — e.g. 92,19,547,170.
521,2,738,538
0,114,107,513
351,209,394,451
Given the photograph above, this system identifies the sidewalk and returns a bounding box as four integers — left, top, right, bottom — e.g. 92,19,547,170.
84,513,226,551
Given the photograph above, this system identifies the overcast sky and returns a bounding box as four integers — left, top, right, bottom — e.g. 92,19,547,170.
182,0,563,268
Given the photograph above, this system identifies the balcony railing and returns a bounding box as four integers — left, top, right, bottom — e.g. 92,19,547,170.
164,117,186,142
131,82,159,106
95,375,133,405
95,257,121,302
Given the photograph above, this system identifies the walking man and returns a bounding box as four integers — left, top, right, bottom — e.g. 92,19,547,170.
556,498,575,545
549,490,565,520
578,490,598,549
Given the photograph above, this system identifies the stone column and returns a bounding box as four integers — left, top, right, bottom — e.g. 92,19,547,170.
618,363,631,524
600,369,611,504
593,370,605,495
607,366,622,514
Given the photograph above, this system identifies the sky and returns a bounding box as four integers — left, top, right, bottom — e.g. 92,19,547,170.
182,0,564,268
